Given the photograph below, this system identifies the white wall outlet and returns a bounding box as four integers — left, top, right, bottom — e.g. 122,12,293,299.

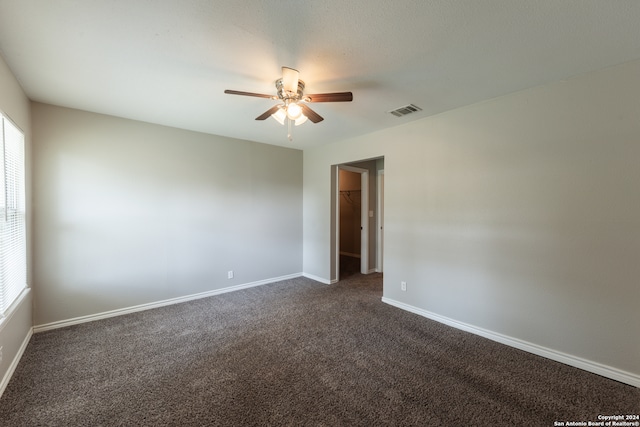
227,271,234,279
0,346,3,363
401,281,407,291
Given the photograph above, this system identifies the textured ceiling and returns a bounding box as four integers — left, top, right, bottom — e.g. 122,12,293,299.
1,0,640,149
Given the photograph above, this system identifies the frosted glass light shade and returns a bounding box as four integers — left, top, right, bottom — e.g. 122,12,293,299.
271,107,286,125
294,114,308,126
286,102,302,120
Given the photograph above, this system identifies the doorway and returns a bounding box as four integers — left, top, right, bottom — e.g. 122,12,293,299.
331,158,384,282
338,166,369,278
338,167,368,278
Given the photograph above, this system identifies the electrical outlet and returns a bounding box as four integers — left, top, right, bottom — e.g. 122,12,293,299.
401,281,407,291
227,271,234,279
0,346,3,363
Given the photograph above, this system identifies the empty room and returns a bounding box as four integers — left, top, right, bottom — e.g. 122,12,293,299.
0,1,638,425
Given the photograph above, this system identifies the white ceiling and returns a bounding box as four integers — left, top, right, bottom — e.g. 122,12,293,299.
1,1,640,149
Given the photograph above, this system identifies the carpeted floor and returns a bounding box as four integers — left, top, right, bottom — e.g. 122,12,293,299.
0,274,638,426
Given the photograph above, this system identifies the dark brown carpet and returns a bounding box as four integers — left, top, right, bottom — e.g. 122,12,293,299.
0,274,638,426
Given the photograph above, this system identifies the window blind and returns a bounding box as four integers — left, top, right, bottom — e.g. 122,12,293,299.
0,114,26,316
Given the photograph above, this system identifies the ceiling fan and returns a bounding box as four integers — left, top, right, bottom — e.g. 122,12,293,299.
224,67,353,141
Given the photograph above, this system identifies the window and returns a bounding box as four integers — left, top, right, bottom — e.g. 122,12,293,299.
0,113,26,316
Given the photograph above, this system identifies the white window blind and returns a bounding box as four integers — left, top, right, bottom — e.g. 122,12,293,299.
0,113,26,316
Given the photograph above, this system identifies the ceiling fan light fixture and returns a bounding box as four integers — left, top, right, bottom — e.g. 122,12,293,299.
294,114,308,126
271,106,286,125
286,102,303,120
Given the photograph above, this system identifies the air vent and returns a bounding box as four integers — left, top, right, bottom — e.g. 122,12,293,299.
388,104,423,117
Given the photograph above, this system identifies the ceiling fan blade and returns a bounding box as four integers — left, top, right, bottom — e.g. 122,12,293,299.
282,67,299,94
300,104,324,123
255,105,281,121
305,92,353,103
224,89,274,99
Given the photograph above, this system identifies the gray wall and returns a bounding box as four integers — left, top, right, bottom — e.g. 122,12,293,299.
32,103,303,326
0,54,32,391
304,59,640,382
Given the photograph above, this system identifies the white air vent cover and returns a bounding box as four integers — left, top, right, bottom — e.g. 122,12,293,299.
388,104,423,117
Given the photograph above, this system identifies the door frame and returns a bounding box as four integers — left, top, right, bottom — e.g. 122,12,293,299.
376,169,384,273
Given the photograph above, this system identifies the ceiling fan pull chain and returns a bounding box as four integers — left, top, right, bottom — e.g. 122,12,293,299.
287,118,293,141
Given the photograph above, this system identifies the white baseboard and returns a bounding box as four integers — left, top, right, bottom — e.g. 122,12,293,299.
382,297,640,389
302,272,332,284
0,327,32,397
34,273,303,333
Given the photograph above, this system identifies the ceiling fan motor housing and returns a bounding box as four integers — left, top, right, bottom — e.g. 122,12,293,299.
276,78,305,102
